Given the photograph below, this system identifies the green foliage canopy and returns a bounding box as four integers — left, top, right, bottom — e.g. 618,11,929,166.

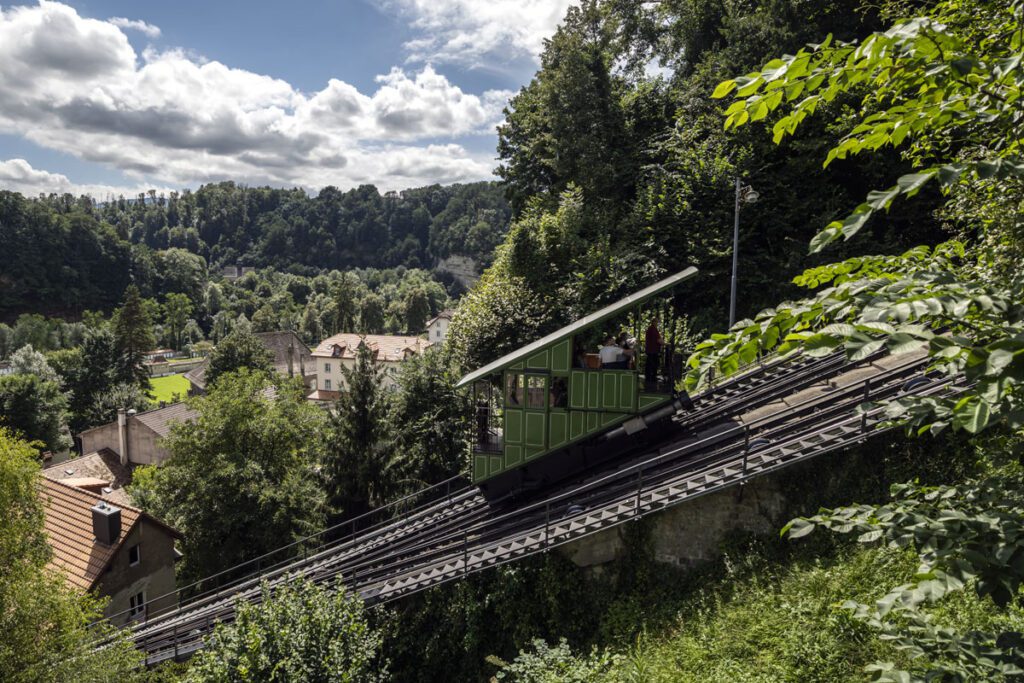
185,578,385,683
148,371,328,582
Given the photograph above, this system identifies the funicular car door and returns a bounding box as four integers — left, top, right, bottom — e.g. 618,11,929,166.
522,373,548,461
503,371,525,471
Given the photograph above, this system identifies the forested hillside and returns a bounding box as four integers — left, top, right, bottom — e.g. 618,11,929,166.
0,180,509,320
448,0,948,370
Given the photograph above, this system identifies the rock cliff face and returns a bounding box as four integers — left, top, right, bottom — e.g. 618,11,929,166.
436,255,479,289
558,476,785,570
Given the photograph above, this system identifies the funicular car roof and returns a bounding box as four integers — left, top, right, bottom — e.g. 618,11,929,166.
455,266,698,389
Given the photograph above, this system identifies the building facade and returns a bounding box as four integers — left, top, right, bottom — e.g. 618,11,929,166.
78,403,197,466
309,333,430,397
425,310,454,344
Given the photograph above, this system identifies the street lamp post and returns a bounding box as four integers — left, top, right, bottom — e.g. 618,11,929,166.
729,177,758,328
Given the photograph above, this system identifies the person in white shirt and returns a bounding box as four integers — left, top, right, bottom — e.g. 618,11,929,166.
599,336,625,368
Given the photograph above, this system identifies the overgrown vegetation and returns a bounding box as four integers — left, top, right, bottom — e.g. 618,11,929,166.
185,578,387,683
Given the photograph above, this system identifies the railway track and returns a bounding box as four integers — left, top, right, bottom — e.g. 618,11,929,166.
120,347,952,665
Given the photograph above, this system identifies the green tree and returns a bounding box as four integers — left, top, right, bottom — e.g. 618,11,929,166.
358,293,386,334
185,578,386,683
112,284,156,390
323,343,395,521
8,344,60,384
391,349,471,487
163,292,193,350
150,371,327,582
710,0,1022,255
0,429,143,682
497,0,631,216
154,247,207,302
300,303,320,344
687,0,1024,679
206,325,272,386
0,374,70,453
47,328,135,432
85,382,150,430
402,287,431,335
332,277,358,334
251,302,278,332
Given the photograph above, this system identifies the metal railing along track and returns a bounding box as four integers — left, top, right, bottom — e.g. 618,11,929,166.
126,349,951,665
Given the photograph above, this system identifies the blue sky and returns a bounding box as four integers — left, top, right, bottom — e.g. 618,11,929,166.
0,0,574,196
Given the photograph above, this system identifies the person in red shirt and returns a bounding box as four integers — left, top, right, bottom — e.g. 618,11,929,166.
644,321,663,387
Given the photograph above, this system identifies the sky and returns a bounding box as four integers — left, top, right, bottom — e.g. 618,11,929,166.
0,0,576,197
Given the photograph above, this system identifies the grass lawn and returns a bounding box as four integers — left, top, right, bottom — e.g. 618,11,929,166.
150,373,190,405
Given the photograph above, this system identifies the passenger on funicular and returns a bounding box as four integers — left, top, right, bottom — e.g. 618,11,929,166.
644,321,663,386
476,398,489,444
617,332,636,369
600,335,630,369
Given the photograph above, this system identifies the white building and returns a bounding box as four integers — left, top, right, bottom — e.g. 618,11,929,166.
308,333,431,401
425,310,454,344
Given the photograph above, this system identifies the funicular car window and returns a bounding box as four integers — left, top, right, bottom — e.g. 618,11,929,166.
549,377,568,408
526,375,546,409
506,373,523,406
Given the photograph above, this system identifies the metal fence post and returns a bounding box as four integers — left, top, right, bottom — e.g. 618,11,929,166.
861,377,870,434
741,427,750,479
544,503,550,546
635,468,643,518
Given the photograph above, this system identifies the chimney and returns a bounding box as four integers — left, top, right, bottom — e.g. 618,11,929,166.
91,502,121,545
117,408,128,466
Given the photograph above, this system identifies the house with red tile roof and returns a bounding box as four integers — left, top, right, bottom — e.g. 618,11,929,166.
41,448,134,506
39,477,182,625
308,332,430,400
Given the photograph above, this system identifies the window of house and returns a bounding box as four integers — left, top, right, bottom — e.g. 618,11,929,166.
436,330,441,338
129,591,146,619
324,379,332,390
128,543,140,566
324,362,331,373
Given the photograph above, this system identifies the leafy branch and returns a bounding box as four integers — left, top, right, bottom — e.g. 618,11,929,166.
783,472,1024,681
712,3,1024,252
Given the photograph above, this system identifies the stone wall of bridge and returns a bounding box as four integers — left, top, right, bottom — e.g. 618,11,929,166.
557,475,786,569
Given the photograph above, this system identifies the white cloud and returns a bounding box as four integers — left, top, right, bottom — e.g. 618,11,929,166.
0,158,166,197
388,0,577,66
108,16,161,39
0,2,509,195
